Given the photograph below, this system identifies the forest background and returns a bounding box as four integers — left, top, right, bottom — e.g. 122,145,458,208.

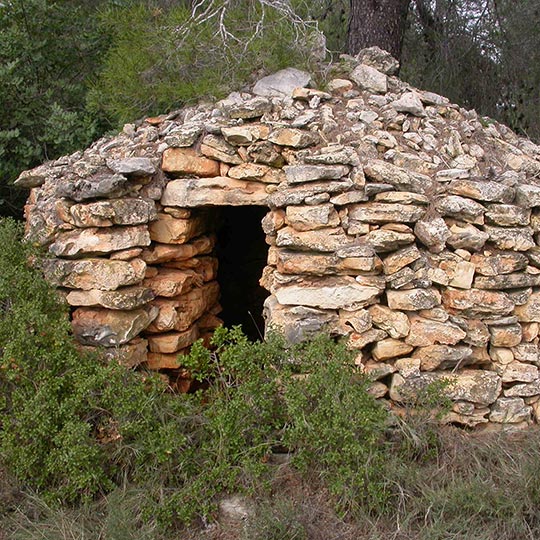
1,0,539,218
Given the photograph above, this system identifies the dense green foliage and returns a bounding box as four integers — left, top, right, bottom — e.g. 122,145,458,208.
0,0,108,215
0,218,389,527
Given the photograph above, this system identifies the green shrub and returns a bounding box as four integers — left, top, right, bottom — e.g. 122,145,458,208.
88,2,319,125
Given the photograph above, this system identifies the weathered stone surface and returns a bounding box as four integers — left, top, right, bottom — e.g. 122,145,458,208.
200,134,242,165
364,159,432,193
391,92,425,116
227,163,282,183
253,68,311,97
147,326,199,353
372,338,413,361
96,338,148,368
107,157,156,176
489,324,522,347
504,379,540,398
350,64,387,93
274,276,382,310
382,245,421,275
284,165,349,184
448,261,475,289
356,46,399,75
68,198,157,228
66,286,154,310
147,282,219,333
285,204,340,231
276,227,351,252
268,128,318,148
500,362,539,383
368,304,410,338
144,268,201,297
349,328,387,349
72,305,158,347
42,258,146,291
148,213,207,244
386,288,441,311
162,148,220,176
364,229,415,252
161,177,268,207
471,252,528,276
414,217,451,253
406,316,466,347
484,226,535,251
56,172,130,202
276,250,377,275
485,204,530,227
268,179,353,207
447,223,489,251
412,345,472,371
515,184,540,208
221,124,270,146
448,179,514,203
348,202,426,223
434,195,485,224
263,295,339,343
141,235,214,264
442,288,514,317
390,370,501,406
474,272,540,290
489,398,531,423
515,292,540,322
50,225,150,257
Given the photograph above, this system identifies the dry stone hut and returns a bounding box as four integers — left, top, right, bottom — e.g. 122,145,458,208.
17,48,540,427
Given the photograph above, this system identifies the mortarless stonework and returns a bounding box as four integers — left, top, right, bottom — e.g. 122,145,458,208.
18,47,540,428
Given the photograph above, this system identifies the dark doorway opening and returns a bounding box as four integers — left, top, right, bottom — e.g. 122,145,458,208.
215,206,270,341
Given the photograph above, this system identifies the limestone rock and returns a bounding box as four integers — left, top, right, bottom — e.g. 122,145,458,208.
149,213,207,244
263,296,339,343
447,223,489,251
50,226,150,258
474,272,540,290
284,164,349,184
147,326,199,354
253,68,311,98
162,148,220,177
364,159,432,193
42,258,146,291
405,316,466,347
228,163,282,183
390,370,501,406
442,288,514,317
268,128,318,148
285,205,340,232
490,398,531,423
368,304,410,338
226,96,272,119
349,328,387,349
68,198,157,228
372,338,413,361
412,345,472,371
350,64,387,93
107,157,156,176
348,202,426,223
144,268,202,298
72,305,158,347
471,252,528,276
414,217,451,253
391,92,425,116
485,204,530,227
484,226,535,251
434,195,485,225
515,292,540,322
66,286,154,310
515,184,540,208
274,276,382,310
386,288,441,311
56,172,130,202
276,226,351,252
448,179,514,203
382,245,421,275
221,125,270,146
364,229,415,252
356,46,399,75
161,177,268,207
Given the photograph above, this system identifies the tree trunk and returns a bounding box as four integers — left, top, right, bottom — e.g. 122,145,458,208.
347,0,412,60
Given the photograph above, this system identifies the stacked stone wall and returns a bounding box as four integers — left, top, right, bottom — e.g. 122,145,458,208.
19,47,540,427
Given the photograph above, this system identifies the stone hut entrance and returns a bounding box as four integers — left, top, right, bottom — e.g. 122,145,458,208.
214,206,269,340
